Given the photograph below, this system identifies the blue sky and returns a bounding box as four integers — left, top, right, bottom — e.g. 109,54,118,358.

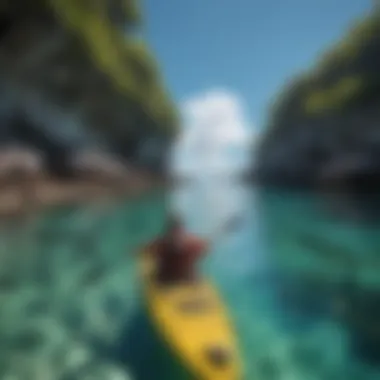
142,0,374,174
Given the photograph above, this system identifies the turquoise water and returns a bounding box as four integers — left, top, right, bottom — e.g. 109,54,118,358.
0,183,379,379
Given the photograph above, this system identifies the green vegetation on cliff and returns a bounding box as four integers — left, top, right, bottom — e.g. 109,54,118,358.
257,9,380,189
268,11,380,125
48,0,178,135
0,0,178,174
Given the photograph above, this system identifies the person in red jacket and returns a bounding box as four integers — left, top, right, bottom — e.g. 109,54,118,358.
146,214,208,284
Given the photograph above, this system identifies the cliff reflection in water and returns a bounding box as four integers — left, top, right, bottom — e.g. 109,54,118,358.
257,188,380,370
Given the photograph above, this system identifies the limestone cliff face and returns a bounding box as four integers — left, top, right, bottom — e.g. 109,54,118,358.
255,9,380,191
0,0,178,176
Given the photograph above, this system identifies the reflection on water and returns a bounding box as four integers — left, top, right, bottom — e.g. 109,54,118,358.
252,188,380,378
0,183,379,379
174,180,380,379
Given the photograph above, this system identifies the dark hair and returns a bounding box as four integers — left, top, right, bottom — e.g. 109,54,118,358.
166,214,182,232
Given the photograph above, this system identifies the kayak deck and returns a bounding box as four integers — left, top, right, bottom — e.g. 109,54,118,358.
140,252,242,380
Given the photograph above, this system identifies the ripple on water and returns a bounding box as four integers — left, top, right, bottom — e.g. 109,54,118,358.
4,188,380,379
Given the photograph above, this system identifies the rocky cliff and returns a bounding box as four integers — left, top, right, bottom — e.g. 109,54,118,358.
255,9,380,192
0,0,178,177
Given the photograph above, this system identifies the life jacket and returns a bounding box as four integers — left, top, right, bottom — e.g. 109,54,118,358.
156,234,197,282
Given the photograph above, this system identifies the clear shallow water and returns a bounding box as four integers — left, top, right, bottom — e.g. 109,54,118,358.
172,181,380,379
0,184,379,379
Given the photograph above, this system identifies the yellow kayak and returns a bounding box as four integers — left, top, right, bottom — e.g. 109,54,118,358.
140,252,242,380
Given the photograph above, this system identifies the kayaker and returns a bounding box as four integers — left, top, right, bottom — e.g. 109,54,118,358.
146,214,208,284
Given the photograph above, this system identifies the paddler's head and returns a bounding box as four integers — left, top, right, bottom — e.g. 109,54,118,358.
165,213,183,236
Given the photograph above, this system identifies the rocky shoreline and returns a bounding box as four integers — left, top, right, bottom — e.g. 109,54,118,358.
0,144,168,218
0,174,165,218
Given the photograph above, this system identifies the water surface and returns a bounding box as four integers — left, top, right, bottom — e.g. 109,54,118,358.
0,183,379,379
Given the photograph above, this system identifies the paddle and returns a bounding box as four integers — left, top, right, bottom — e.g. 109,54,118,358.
129,214,244,255
206,214,244,246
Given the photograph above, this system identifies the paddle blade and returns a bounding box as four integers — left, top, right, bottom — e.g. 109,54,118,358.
224,215,244,232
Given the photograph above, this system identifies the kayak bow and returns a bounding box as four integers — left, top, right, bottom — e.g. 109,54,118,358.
140,252,242,380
